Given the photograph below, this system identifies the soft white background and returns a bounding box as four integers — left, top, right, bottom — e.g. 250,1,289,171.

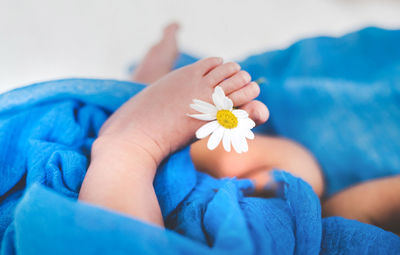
1,0,400,93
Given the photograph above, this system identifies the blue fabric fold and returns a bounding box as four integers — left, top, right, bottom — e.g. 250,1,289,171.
1,27,400,254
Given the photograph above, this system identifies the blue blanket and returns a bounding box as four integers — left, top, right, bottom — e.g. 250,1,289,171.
1,27,400,254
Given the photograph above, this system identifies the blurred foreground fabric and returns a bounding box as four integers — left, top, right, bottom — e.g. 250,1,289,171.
1,27,400,254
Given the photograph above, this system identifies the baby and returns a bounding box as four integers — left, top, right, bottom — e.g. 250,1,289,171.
79,24,400,234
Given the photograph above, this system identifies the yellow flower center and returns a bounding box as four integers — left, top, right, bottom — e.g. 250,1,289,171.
216,110,238,129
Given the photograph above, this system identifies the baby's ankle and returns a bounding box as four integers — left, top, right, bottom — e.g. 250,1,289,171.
91,133,164,179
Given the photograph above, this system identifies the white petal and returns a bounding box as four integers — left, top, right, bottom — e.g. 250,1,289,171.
195,121,219,139
241,118,256,129
239,134,249,152
215,86,226,97
207,126,224,150
245,129,255,140
193,99,216,108
231,130,243,154
230,129,249,153
232,109,249,118
187,113,216,121
222,129,231,152
191,99,218,114
212,86,226,110
222,97,233,110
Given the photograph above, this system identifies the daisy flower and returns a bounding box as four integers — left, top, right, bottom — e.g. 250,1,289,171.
187,86,255,153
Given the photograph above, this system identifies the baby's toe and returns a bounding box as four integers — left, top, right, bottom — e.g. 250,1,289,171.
228,81,260,106
240,100,269,125
204,62,241,86
218,70,251,94
193,57,224,76
162,23,180,38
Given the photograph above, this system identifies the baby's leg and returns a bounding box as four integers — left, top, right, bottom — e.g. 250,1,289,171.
132,23,179,84
191,135,324,197
322,176,400,234
79,58,269,226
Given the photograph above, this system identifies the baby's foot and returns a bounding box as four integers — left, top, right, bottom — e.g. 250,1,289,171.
132,23,179,84
97,58,268,172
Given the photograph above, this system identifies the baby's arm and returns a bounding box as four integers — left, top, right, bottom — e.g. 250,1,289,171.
322,176,400,234
190,135,324,197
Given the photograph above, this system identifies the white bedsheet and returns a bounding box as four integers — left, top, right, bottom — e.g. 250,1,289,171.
0,0,399,93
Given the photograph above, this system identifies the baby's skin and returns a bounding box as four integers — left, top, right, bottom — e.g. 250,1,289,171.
79,25,269,226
